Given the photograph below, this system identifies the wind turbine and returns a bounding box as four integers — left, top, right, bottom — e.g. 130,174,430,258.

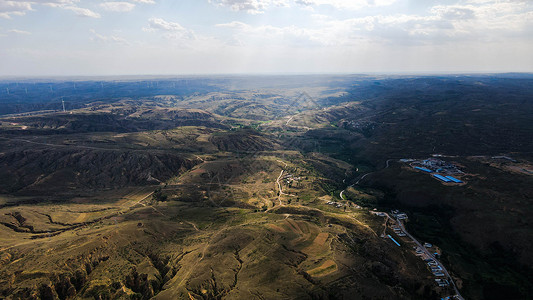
62,98,66,112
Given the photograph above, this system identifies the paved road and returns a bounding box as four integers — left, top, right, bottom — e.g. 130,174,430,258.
385,159,394,168
340,158,398,199
276,170,285,206
285,115,294,125
395,217,464,300
339,170,372,199
339,189,347,200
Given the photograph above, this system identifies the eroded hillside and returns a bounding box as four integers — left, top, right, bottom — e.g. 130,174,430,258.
1,75,532,300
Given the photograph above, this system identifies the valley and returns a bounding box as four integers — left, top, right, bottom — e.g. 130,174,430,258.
0,75,532,299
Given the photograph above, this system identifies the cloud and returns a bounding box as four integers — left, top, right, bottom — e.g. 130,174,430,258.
130,0,155,3
28,0,76,4
215,20,250,29
62,5,100,17
0,1,33,18
295,0,397,10
143,17,195,40
0,27,31,36
100,1,136,12
209,0,397,13
0,0,100,18
424,1,533,42
8,28,31,34
431,5,476,20
209,0,289,14
217,21,324,47
142,17,227,51
216,0,533,47
90,29,129,44
144,17,185,32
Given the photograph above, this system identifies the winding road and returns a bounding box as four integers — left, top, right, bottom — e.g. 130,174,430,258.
340,158,396,200
276,170,285,206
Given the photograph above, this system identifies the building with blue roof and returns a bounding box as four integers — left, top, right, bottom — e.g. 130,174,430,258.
433,174,451,182
387,235,401,247
414,166,433,173
445,176,463,183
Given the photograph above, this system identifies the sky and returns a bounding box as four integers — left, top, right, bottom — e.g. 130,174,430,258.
0,0,532,76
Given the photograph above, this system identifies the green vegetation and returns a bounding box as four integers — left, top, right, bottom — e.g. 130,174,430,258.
152,187,168,202
0,75,532,299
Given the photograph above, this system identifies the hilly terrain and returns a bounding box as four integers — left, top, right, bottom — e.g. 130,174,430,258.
0,74,532,300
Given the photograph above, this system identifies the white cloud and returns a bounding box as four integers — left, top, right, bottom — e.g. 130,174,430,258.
100,1,136,12
424,1,533,43
209,0,289,14
431,5,475,20
217,20,337,47
130,0,155,3
0,0,100,18
215,0,533,47
62,5,100,17
209,0,397,13
8,28,31,34
90,29,129,44
29,0,77,4
144,17,185,32
0,1,33,18
143,17,195,40
295,0,397,10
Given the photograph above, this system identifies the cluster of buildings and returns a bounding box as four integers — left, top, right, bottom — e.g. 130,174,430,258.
282,173,301,185
416,158,463,174
390,210,408,220
326,201,343,208
426,258,446,277
373,208,461,298
404,158,465,184
392,224,406,237
413,244,449,287
436,278,451,287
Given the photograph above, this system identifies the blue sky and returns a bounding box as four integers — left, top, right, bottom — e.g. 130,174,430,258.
0,0,532,76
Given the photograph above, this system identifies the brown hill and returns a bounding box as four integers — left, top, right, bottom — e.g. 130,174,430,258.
0,149,200,195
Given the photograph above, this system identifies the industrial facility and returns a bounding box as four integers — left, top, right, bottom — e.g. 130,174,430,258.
402,157,466,185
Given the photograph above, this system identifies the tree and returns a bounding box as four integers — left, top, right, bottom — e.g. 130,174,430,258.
152,187,168,202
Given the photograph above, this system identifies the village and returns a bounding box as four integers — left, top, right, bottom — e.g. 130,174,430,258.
323,187,462,299
371,209,464,300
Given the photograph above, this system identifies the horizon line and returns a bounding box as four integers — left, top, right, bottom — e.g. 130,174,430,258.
1,71,532,81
